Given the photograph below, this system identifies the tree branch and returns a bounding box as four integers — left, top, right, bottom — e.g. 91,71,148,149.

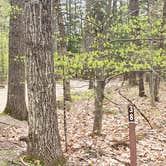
117,90,153,129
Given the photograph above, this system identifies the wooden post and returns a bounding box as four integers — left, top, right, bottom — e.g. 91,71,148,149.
128,104,137,166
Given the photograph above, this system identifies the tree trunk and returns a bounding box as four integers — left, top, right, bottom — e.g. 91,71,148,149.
91,0,110,135
63,79,72,101
149,72,155,106
138,71,146,97
152,0,166,102
128,72,137,86
93,79,105,135
154,75,160,102
25,1,64,165
128,0,139,87
0,35,4,85
113,0,117,16
89,77,95,89
56,0,72,102
4,0,27,120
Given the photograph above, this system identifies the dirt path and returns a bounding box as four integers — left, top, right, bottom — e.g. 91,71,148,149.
0,86,7,113
0,80,89,113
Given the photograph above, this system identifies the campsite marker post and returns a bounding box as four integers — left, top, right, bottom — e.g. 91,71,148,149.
128,104,137,166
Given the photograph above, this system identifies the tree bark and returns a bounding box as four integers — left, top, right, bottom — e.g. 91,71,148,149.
154,75,160,102
0,31,4,85
91,0,110,135
93,79,105,135
89,76,95,89
128,72,137,86
25,1,64,165
138,71,146,97
4,0,27,120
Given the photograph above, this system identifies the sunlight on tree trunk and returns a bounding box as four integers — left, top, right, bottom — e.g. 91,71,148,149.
4,0,27,120
25,1,64,165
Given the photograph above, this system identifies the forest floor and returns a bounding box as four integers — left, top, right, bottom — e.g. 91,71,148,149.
0,79,166,165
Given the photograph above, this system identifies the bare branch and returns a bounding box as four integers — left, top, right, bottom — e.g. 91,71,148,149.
117,90,153,129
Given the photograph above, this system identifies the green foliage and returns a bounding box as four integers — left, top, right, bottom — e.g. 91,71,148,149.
0,0,10,82
54,3,166,80
71,90,94,101
67,34,82,53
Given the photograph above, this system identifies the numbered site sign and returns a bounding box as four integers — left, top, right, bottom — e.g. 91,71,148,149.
128,104,137,166
128,105,135,122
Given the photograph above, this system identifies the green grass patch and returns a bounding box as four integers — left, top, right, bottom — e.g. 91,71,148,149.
71,90,94,102
103,108,118,115
0,111,7,116
57,90,94,103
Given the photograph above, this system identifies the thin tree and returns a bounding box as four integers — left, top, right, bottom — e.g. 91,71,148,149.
129,0,146,97
55,0,71,151
25,0,64,165
153,0,166,101
92,0,110,135
84,0,95,89
128,0,139,86
4,0,27,120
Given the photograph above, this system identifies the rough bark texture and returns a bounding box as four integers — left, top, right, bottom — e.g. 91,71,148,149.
138,71,146,97
55,0,72,102
93,79,105,135
25,1,64,165
4,0,28,120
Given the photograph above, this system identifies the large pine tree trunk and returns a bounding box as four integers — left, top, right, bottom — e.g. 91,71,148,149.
4,0,27,120
25,1,64,165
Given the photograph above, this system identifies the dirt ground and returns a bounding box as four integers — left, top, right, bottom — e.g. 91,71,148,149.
0,79,166,165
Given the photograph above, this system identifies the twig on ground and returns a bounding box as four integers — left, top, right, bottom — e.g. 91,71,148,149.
104,95,123,113
111,155,130,166
20,157,29,166
0,121,13,126
117,90,153,129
